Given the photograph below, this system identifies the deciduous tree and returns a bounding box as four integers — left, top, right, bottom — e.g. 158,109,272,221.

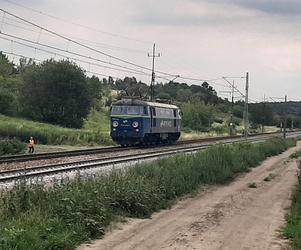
21,60,91,128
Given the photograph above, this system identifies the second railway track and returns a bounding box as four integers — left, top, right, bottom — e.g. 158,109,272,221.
1,132,300,183
0,131,290,164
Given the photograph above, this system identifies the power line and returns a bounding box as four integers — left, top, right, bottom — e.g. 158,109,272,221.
178,75,223,83
0,32,225,87
0,32,151,76
0,36,153,77
0,9,158,73
1,50,42,62
0,8,182,78
0,9,235,88
174,77,229,90
148,43,160,101
222,77,245,97
2,16,148,54
1,32,226,89
2,50,126,81
0,0,152,44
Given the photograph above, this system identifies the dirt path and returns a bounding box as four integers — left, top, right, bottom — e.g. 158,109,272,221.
78,142,301,250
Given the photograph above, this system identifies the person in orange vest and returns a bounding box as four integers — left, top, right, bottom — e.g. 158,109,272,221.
28,136,35,153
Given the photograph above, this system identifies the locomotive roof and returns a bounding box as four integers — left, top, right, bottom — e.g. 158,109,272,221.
112,98,179,109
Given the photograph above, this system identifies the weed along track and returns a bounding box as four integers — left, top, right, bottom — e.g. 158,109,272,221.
0,137,300,250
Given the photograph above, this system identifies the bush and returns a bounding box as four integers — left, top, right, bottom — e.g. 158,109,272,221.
180,101,216,131
0,138,25,155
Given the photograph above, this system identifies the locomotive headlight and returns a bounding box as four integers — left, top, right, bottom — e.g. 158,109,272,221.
112,121,119,127
132,121,139,128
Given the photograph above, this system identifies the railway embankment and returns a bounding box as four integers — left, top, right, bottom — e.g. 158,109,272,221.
0,138,297,249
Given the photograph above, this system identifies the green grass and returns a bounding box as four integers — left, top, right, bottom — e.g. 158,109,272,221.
0,138,26,156
283,158,301,249
83,108,110,133
0,114,111,146
0,138,296,250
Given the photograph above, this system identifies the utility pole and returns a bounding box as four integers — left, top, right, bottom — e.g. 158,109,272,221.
244,72,249,139
229,80,235,135
148,43,160,101
283,95,287,139
262,94,266,133
222,76,247,136
270,96,288,137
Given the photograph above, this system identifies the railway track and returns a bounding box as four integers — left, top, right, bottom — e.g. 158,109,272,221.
1,132,299,183
0,131,285,164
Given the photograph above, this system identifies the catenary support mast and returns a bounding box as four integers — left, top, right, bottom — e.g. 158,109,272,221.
148,43,160,101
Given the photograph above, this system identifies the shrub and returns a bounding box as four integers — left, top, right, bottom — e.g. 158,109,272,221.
0,138,25,155
180,101,216,131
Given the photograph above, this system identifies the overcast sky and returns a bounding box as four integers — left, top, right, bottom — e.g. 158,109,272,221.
0,0,300,102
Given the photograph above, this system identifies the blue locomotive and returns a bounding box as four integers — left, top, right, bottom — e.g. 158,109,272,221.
110,98,182,146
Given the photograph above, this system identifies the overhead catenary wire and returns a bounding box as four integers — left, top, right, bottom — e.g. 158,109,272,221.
2,48,257,104
0,32,224,89
0,3,238,87
1,50,42,62
2,16,148,54
0,32,225,88
0,0,152,44
0,36,153,77
0,8,166,75
0,32,151,76
0,8,239,91
1,8,187,79
1,50,214,86
1,50,124,80
222,77,245,97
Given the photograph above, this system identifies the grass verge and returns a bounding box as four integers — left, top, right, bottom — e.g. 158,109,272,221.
283,155,301,249
0,138,296,250
0,114,111,146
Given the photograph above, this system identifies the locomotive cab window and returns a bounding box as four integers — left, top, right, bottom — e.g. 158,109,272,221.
111,105,145,115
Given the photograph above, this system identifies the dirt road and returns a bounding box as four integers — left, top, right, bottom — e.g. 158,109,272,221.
78,142,300,250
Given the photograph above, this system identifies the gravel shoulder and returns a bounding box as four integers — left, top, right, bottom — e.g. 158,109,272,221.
78,141,301,250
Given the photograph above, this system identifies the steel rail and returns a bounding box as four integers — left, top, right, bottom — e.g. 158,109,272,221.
1,133,296,183
0,131,286,164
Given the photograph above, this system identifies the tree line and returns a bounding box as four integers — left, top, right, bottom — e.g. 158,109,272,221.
1,52,300,131
0,52,227,130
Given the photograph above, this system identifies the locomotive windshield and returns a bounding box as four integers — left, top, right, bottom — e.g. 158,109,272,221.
111,105,148,115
